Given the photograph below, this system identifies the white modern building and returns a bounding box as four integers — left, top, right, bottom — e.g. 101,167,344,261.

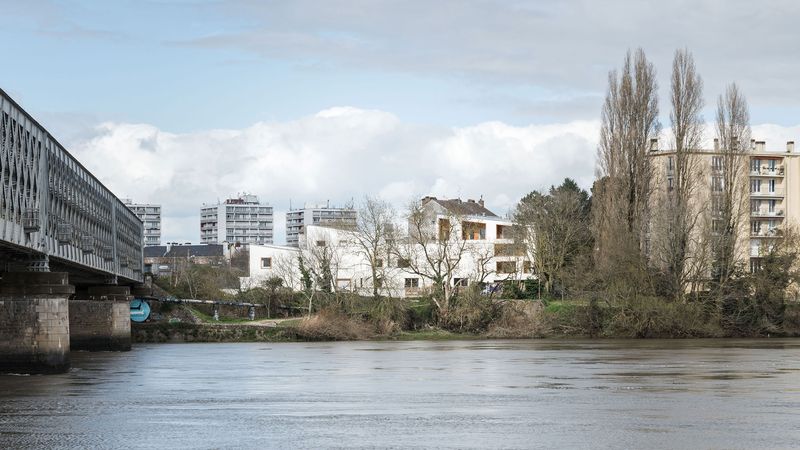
243,197,534,297
200,194,274,245
123,199,162,246
285,202,357,247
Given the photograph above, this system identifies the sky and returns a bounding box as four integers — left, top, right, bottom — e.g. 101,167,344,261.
2,0,800,244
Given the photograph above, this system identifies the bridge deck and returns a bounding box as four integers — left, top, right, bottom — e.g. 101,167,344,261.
0,88,143,285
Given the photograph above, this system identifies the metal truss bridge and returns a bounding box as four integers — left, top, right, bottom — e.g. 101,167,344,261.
0,88,143,286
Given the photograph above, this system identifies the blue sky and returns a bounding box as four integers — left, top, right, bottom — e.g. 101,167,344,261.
3,0,800,243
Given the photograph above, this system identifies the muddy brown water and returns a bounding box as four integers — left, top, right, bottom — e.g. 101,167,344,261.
2,339,800,449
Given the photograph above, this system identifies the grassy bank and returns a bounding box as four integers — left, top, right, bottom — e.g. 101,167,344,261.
132,296,800,344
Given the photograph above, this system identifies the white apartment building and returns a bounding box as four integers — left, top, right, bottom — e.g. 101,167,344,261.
123,199,162,246
243,197,534,297
200,194,274,245
285,202,357,247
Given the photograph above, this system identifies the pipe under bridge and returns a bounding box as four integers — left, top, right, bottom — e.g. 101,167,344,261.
0,88,145,374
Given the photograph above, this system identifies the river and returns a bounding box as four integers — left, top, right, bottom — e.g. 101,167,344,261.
1,339,799,449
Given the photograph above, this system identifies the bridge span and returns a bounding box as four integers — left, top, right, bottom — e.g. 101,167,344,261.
0,88,145,374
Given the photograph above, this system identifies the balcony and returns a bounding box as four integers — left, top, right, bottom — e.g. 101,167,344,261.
750,228,782,238
750,188,784,198
751,209,784,218
750,166,784,177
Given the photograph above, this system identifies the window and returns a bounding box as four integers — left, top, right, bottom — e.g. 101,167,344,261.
751,159,761,173
495,243,524,257
404,278,419,288
462,221,486,240
712,196,723,216
497,261,517,274
769,200,776,213
751,179,761,193
712,176,723,192
260,257,272,269
396,258,410,268
752,221,761,235
523,261,532,273
751,200,761,213
496,224,508,239
769,159,777,170
667,156,674,171
750,259,761,273
712,156,723,172
453,278,468,287
316,240,326,247
375,258,384,268
438,219,451,241
769,179,776,193
667,177,674,191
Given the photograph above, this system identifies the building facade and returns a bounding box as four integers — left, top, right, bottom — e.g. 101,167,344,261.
285,202,357,247
123,199,162,246
649,138,799,276
244,197,534,297
200,194,273,245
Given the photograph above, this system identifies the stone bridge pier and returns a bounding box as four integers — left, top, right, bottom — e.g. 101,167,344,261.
0,272,73,374
70,285,132,351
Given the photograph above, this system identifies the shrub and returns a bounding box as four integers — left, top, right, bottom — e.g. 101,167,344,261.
294,308,372,341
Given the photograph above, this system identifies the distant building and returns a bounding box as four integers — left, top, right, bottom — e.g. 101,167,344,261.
200,194,273,245
123,199,162,246
285,202,356,247
143,243,228,277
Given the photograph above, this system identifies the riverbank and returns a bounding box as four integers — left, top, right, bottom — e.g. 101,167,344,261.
131,300,800,343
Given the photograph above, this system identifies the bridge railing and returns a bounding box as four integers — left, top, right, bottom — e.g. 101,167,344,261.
0,89,143,283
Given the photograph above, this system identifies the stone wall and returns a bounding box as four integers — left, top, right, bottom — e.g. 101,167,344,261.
0,272,73,374
69,300,131,351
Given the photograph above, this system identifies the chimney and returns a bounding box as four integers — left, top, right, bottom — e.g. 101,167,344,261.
649,138,658,152
788,141,795,153
421,196,436,205
755,140,766,152
713,138,719,151
750,138,756,151
478,197,485,207
467,198,475,204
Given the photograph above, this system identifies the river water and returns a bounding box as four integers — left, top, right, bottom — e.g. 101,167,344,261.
2,339,800,449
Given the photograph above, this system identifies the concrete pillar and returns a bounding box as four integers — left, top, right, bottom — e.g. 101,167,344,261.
70,285,132,351
0,272,73,374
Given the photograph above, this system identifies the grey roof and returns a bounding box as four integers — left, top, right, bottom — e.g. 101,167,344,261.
163,244,225,258
426,197,498,217
143,246,168,258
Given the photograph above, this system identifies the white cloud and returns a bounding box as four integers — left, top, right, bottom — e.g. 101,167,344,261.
69,107,800,245
69,108,600,243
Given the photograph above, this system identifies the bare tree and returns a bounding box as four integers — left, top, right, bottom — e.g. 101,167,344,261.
390,200,468,320
299,228,343,294
271,253,301,290
595,48,661,279
343,196,397,300
712,83,751,290
651,48,706,301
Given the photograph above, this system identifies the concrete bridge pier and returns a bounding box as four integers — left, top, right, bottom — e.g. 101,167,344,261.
0,272,73,374
70,285,132,351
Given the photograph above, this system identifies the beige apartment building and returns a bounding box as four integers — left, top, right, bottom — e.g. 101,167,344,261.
649,139,798,277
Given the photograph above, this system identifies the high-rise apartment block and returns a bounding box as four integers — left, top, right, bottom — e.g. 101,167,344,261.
123,199,162,246
285,202,357,246
200,194,273,245
649,138,798,275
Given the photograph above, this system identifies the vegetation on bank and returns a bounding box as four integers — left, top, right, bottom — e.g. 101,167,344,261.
136,279,800,343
